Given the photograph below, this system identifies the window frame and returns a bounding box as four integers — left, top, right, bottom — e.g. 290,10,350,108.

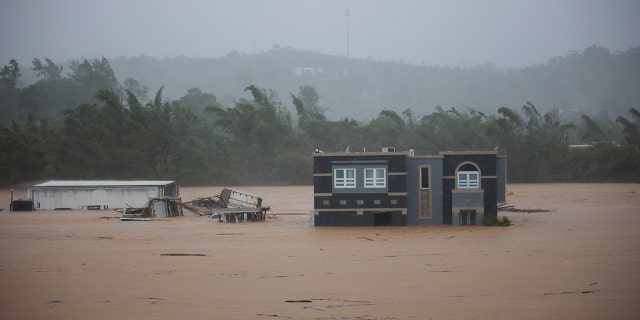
333,168,357,188
364,167,386,188
420,166,430,189
457,171,479,189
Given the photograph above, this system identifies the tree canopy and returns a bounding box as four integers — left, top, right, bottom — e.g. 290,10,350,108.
1,52,639,186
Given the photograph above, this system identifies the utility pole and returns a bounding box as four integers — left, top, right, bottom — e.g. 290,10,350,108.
345,9,350,59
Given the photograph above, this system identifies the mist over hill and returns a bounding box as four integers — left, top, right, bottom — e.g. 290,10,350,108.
108,45,640,120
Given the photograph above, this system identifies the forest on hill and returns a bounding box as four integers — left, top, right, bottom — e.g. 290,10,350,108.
8,45,640,122
109,45,639,120
1,46,639,186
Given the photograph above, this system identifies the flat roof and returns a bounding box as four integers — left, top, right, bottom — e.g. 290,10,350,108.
313,150,500,157
313,151,409,157
33,180,176,187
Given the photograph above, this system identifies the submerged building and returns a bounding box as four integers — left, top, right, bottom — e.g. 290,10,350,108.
29,180,179,210
312,148,506,226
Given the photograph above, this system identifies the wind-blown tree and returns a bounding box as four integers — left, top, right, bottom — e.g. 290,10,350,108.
326,117,366,153
120,86,225,184
617,108,640,152
58,88,139,178
562,109,639,181
298,85,321,111
206,85,296,184
0,115,58,184
54,86,222,183
578,114,609,144
485,106,526,150
387,108,423,152
484,102,575,182
3,71,639,185
17,77,78,121
294,85,370,153
9,57,125,125
415,106,489,154
137,87,217,181
143,87,178,175
178,87,220,115
69,56,122,101
365,110,407,149
0,59,21,89
292,89,334,152
32,57,63,81
123,77,149,102
0,59,22,125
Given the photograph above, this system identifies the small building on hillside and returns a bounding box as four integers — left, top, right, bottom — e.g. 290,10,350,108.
29,180,179,210
313,148,506,226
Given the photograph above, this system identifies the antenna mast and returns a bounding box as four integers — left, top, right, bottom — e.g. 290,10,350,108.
345,9,350,59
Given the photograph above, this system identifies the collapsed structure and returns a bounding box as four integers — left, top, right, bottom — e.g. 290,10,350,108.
313,148,507,226
120,197,184,220
205,188,269,222
24,181,268,223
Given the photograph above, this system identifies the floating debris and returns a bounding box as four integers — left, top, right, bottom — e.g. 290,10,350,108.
200,188,270,223
498,203,551,213
120,197,183,221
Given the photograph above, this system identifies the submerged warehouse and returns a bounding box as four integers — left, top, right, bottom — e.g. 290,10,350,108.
29,180,179,210
313,148,507,226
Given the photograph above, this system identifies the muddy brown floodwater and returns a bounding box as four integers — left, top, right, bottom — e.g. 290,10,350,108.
0,183,639,319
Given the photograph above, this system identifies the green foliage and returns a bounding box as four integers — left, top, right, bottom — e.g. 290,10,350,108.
483,215,511,226
272,152,313,185
69,57,119,90
1,57,125,126
2,85,640,185
123,77,148,102
298,85,320,110
0,59,20,89
1,49,640,185
32,57,63,81
616,108,640,152
0,116,55,182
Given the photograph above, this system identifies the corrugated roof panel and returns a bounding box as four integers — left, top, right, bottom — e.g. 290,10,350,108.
33,180,175,187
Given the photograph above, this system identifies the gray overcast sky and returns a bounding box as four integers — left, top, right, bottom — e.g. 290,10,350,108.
1,0,639,68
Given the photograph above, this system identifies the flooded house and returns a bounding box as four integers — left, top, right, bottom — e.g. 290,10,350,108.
312,148,506,226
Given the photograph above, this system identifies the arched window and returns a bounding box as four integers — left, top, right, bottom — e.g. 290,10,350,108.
456,163,480,189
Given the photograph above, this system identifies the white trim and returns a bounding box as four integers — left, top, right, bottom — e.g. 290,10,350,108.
334,168,356,188
457,171,479,189
315,208,407,215
364,168,386,188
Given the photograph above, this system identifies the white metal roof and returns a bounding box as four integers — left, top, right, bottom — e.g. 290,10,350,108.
33,180,176,187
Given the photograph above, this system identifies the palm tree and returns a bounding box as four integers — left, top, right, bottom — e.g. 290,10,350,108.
617,108,640,152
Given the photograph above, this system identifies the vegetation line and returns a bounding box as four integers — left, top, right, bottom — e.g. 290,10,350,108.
1,52,639,185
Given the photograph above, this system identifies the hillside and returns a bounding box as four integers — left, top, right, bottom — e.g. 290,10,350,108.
109,45,640,120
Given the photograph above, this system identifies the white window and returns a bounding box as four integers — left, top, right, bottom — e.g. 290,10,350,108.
364,168,386,188
334,168,356,188
457,171,479,189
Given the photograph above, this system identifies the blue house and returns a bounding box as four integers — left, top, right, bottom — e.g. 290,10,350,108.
313,148,506,226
